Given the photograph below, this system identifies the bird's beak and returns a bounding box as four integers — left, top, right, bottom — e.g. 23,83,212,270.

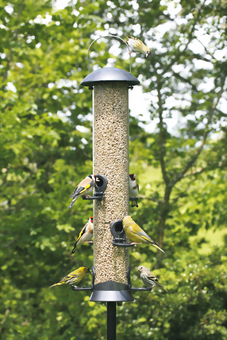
146,51,151,57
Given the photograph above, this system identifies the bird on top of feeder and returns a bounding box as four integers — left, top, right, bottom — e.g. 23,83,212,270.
122,216,165,253
129,174,139,197
68,175,97,208
71,217,93,253
125,36,151,57
50,267,90,288
138,265,168,292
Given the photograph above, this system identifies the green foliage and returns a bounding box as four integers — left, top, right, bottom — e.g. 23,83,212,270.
1,0,227,339
118,247,227,340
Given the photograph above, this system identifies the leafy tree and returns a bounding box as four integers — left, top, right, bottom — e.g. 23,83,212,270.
1,0,227,339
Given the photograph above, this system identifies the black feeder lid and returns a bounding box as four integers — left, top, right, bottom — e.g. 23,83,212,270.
81,67,140,87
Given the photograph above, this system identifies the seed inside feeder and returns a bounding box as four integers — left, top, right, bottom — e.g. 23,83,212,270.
93,82,129,285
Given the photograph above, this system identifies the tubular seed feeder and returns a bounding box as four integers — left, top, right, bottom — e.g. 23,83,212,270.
79,36,144,340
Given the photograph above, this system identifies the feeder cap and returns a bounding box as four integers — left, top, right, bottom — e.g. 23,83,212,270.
81,67,140,87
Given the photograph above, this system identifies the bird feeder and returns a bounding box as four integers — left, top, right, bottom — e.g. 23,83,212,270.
81,66,139,300
80,36,140,339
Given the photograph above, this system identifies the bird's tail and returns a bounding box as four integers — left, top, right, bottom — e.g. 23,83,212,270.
152,242,165,254
68,196,78,208
50,282,62,288
71,242,78,254
156,281,168,292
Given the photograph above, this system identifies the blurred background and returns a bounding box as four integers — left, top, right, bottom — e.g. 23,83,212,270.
0,0,227,339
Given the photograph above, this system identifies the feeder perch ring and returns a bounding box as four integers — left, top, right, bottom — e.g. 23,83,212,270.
112,238,134,247
95,174,108,193
130,287,153,291
71,286,93,291
110,219,134,247
82,174,108,201
82,193,105,201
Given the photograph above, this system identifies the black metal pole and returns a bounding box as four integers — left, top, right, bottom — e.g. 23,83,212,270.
107,302,116,340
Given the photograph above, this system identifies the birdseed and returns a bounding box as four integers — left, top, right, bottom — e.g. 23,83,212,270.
93,82,129,285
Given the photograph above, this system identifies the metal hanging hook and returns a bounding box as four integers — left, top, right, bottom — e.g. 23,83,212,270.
87,34,132,74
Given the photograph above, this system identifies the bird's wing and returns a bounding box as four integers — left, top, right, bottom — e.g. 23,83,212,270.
137,229,154,243
126,225,149,243
146,272,156,281
78,178,95,195
128,35,139,42
127,36,144,48
65,271,80,283
147,274,168,291
70,185,79,198
127,225,140,239
129,224,165,252
70,178,94,198
136,229,165,252
71,225,87,253
77,224,87,241
70,185,87,198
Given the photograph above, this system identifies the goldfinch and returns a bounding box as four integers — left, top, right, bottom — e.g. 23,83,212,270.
50,267,90,288
138,266,168,292
68,175,96,208
71,217,93,253
129,174,139,197
122,216,165,253
126,36,151,57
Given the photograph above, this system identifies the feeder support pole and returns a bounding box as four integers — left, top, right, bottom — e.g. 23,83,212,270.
107,302,116,340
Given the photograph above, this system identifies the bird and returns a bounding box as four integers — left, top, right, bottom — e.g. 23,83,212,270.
129,174,139,207
122,216,165,253
138,266,168,292
71,217,93,253
125,36,151,57
129,174,139,196
50,267,90,288
68,175,96,208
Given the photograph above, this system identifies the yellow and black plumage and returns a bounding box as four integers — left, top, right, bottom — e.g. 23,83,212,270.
50,267,90,288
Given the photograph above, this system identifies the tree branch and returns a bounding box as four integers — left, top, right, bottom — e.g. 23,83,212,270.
0,171,8,188
161,0,206,76
171,70,198,92
156,77,169,186
138,194,160,203
195,38,217,61
171,75,226,186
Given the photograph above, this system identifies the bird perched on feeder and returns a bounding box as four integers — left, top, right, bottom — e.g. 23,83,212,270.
71,217,93,253
68,175,97,208
129,174,139,197
129,174,139,207
122,216,165,253
138,266,168,292
50,267,90,288
125,35,151,57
